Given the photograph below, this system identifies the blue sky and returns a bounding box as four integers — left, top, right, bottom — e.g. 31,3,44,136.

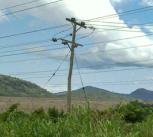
1,0,153,93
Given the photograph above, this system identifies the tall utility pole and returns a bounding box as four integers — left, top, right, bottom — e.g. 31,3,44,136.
52,18,86,112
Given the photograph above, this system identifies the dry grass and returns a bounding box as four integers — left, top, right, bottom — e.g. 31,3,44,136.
0,97,123,112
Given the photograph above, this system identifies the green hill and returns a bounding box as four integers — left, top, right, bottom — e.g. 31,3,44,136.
56,86,131,101
0,75,52,97
1,75,152,101
130,88,153,101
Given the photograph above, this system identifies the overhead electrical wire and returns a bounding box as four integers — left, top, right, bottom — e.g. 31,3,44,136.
53,27,72,37
93,28,142,33
0,46,67,58
0,56,57,64
47,81,153,87
0,39,51,50
8,55,153,77
0,44,61,55
75,55,89,103
0,0,64,17
44,51,70,86
2,52,153,70
0,0,42,11
78,43,153,55
11,66,152,78
22,78,153,86
3,1,153,91
87,23,137,29
84,5,153,21
83,32,153,46
77,29,95,40
0,24,68,40
86,20,153,26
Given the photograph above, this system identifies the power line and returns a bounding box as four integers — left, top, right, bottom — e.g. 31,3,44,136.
53,27,72,37
75,55,89,104
86,21,153,33
0,24,68,40
10,66,151,78
43,52,69,96
24,78,153,86
77,27,142,41
8,54,153,77
0,46,67,58
0,0,42,11
86,20,153,26
0,0,64,17
78,43,153,55
0,57,51,64
0,53,153,75
84,5,153,21
0,39,51,50
2,51,153,69
45,51,70,85
77,29,95,40
87,24,142,32
86,23,138,29
93,28,143,33
0,44,58,55
77,26,146,43
46,81,153,87
84,32,153,46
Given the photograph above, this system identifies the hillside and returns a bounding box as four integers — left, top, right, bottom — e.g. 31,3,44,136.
0,75,52,97
1,74,153,101
56,86,131,101
130,88,153,101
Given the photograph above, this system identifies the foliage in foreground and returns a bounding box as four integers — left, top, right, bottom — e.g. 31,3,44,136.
0,101,153,137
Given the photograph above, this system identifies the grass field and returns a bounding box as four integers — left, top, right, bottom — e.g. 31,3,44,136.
0,97,120,112
0,101,152,137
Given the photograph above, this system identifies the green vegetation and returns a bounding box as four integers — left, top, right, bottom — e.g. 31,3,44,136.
57,86,132,101
1,74,153,102
0,75,52,97
0,101,153,136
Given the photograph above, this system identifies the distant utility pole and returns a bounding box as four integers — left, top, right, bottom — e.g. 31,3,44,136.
52,18,87,112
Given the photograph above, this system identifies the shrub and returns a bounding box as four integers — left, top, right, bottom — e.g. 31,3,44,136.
48,107,64,122
0,104,29,122
8,103,20,113
31,107,47,119
121,101,153,123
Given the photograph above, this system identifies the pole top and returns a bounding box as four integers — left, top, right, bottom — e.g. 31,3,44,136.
71,18,76,22
52,38,57,42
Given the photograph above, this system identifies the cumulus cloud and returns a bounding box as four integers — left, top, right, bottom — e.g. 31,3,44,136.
0,11,8,23
111,0,124,4
142,0,153,5
1,0,153,69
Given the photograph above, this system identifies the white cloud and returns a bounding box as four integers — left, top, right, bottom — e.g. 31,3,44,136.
111,0,123,3
1,0,153,69
0,11,8,23
142,0,153,5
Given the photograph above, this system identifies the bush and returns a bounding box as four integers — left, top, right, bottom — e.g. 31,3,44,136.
8,103,20,113
0,103,153,136
31,108,47,119
48,107,64,122
0,104,29,122
120,101,153,123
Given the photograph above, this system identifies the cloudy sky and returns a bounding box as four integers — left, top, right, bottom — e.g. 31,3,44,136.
0,0,153,93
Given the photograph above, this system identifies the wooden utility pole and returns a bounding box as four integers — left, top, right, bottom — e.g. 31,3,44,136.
67,22,76,112
52,18,86,112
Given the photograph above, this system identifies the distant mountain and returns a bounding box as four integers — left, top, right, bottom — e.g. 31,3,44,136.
0,75,52,97
130,88,153,101
56,86,131,101
1,74,153,101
